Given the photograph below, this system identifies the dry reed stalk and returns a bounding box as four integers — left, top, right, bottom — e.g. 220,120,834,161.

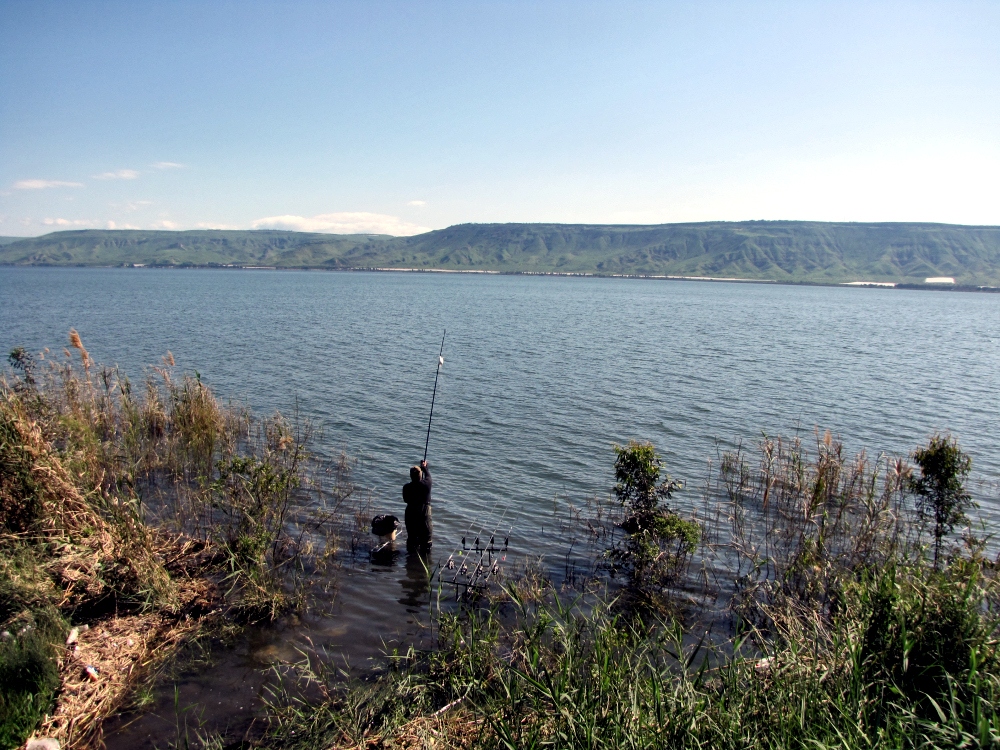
68,329,90,370
2,389,103,537
713,432,912,638
340,711,482,750
32,576,212,749
4,341,349,746
3,387,175,608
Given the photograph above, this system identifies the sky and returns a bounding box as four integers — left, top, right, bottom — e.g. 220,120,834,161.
1,0,998,236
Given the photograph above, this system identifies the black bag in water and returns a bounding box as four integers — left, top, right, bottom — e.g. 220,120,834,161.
371,514,400,537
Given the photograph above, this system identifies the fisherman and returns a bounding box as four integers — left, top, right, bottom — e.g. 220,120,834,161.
403,459,433,551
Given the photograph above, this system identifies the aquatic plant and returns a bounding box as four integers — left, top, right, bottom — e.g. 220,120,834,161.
910,433,974,569
252,432,1000,750
606,441,700,603
5,332,999,750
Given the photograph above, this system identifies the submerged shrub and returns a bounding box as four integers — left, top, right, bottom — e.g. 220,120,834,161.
608,441,700,599
910,433,974,568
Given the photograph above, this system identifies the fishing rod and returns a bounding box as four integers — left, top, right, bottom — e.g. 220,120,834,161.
447,506,513,598
423,330,446,463
464,518,512,593
437,501,498,571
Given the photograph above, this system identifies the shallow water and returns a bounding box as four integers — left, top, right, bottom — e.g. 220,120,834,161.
3,267,999,744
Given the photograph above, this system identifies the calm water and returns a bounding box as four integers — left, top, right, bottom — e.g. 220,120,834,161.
3,267,999,743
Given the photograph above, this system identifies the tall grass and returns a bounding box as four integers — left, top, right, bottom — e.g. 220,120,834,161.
0,336,352,747
259,566,999,748
253,432,1000,750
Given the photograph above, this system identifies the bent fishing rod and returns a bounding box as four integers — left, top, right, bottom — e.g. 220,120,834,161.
423,330,446,463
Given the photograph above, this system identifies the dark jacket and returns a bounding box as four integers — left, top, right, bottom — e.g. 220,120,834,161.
403,465,433,543
403,465,432,509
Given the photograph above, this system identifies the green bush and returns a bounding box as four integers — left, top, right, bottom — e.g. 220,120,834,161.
608,441,700,598
910,434,974,568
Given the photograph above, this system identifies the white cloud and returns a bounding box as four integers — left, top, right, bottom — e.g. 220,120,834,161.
106,220,139,229
251,212,430,236
14,179,84,190
93,169,140,180
43,217,93,226
150,220,179,229
151,161,185,170
407,200,427,207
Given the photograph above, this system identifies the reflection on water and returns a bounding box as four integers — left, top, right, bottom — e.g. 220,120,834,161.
400,550,433,611
370,544,401,569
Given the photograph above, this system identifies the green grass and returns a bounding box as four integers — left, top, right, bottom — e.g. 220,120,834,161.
0,621,65,749
0,546,67,749
245,433,1000,749
255,556,1000,749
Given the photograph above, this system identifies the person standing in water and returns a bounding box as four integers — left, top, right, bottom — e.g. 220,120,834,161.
403,459,433,551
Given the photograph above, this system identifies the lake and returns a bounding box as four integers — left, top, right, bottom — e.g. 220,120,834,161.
2,266,998,743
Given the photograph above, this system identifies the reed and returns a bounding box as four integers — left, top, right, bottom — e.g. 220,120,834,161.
251,432,999,750
0,335,350,748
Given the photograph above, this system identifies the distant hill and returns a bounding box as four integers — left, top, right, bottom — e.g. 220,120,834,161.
3,222,1000,285
0,236,26,246
0,229,385,268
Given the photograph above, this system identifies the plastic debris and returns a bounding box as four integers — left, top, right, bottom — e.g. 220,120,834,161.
26,739,61,750
66,627,80,645
84,665,99,682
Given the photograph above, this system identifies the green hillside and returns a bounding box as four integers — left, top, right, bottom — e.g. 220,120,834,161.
0,236,26,246
3,222,1000,285
382,222,1000,284
0,229,385,267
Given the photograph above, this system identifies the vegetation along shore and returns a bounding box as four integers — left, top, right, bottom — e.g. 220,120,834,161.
3,334,1000,748
4,221,1000,286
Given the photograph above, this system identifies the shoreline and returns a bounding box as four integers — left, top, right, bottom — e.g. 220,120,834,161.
4,262,1000,292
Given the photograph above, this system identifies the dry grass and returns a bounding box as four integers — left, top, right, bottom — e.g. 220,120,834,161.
2,333,349,748
333,710,482,750
35,575,214,749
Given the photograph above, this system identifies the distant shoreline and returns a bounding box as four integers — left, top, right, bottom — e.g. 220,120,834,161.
4,223,1000,286
5,261,1000,292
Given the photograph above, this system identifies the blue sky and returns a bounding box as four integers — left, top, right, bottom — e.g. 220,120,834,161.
1,0,998,236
